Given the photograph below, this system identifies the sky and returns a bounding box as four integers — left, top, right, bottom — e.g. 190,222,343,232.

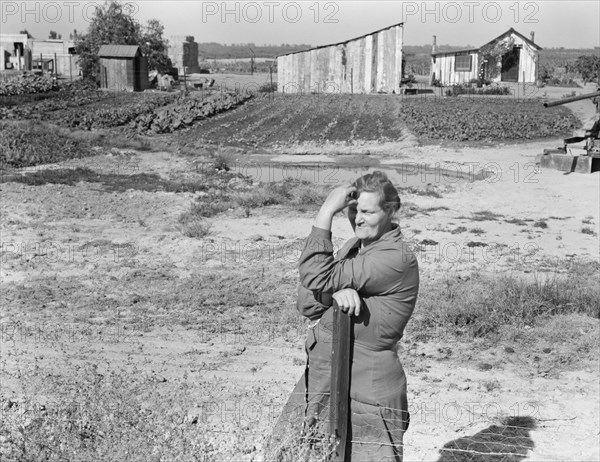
2,1,599,49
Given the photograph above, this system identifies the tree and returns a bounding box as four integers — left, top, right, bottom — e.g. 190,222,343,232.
75,1,171,80
49,31,62,40
20,29,34,39
140,19,172,73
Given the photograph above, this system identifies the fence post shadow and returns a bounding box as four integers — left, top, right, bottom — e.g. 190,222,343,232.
436,416,537,462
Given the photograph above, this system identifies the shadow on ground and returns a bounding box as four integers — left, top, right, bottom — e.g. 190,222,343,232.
437,416,537,462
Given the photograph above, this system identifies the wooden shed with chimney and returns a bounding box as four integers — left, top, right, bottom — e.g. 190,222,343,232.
277,22,404,94
98,45,148,91
430,28,541,85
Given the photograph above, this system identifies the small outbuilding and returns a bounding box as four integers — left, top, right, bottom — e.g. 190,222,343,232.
98,45,148,91
430,28,542,85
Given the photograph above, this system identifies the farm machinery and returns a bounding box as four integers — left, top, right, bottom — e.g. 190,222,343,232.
539,90,600,173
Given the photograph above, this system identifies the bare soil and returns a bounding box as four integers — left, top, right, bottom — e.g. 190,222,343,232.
1,91,599,461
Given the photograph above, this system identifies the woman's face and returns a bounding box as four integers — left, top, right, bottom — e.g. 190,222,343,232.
347,191,393,245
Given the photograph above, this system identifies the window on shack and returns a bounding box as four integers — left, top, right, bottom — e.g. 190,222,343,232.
455,54,472,72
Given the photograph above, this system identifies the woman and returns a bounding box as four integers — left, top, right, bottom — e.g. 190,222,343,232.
269,171,419,461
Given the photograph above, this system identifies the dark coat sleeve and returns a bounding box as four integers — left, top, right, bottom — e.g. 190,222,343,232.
296,285,333,321
299,226,415,296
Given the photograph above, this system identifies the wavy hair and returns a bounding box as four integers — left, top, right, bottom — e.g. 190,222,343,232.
352,171,401,213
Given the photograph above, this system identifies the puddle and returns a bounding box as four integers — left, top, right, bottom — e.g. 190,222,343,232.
226,162,487,188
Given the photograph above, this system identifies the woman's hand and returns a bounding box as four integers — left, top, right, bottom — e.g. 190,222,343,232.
332,288,362,317
314,185,358,231
321,185,358,215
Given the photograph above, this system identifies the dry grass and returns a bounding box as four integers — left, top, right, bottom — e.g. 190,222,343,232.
408,261,600,344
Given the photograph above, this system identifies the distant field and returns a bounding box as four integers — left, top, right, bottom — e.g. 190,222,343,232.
175,93,579,148
176,94,407,149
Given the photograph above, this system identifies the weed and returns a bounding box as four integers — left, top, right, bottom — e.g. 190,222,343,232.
473,210,504,221
581,226,597,236
189,200,232,218
401,186,444,199
481,379,502,392
451,226,468,234
423,206,450,213
184,178,328,219
178,212,211,238
466,241,488,247
582,216,594,225
407,260,600,344
469,227,486,235
504,218,528,226
533,220,549,229
0,361,218,461
212,154,232,171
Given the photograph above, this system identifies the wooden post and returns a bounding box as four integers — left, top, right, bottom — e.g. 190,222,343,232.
269,63,274,99
54,52,57,77
40,53,43,73
330,300,351,461
350,68,353,95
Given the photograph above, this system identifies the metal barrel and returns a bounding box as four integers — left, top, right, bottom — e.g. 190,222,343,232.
544,91,600,107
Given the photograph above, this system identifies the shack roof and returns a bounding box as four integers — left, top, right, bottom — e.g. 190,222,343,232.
481,28,542,51
277,21,404,58
98,45,141,58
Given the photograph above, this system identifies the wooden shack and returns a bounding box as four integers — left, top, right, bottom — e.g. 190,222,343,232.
430,28,541,85
277,22,403,94
98,45,148,91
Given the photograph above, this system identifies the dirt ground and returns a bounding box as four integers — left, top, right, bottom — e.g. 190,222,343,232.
1,92,599,461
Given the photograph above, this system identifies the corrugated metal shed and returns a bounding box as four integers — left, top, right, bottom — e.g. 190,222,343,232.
98,45,141,58
277,22,404,94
